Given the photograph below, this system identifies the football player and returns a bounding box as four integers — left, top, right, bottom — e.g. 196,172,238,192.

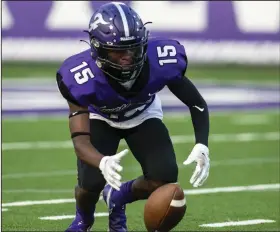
56,2,210,232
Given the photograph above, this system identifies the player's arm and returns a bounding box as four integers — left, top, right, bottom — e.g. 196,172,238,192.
167,75,210,188
167,76,209,146
56,72,104,167
56,72,128,190
68,101,105,167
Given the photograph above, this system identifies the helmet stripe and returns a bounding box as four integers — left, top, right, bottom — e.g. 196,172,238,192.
112,2,130,37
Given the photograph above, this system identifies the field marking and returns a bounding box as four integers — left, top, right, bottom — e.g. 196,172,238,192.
2,131,280,151
2,208,8,212
199,219,276,228
2,183,279,208
2,156,279,180
3,176,280,194
2,198,75,207
183,183,280,195
2,189,74,193
39,212,108,220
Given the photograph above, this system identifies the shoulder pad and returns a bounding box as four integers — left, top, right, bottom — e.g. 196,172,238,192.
147,38,188,81
57,49,100,106
56,73,84,106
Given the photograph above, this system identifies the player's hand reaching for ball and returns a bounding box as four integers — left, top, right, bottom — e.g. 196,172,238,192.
99,149,129,191
183,144,210,188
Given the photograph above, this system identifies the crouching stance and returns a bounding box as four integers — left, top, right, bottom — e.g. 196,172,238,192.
56,2,210,231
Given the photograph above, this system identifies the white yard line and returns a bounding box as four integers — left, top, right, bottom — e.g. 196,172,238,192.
2,157,279,180
2,183,279,208
200,219,276,228
184,184,280,195
2,189,74,193
2,132,280,151
3,182,280,195
2,198,75,207
39,213,109,220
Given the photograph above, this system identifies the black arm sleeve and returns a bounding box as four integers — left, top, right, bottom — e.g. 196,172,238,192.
56,73,83,106
167,76,209,146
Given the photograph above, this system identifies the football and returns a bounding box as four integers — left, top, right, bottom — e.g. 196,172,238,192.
144,183,187,232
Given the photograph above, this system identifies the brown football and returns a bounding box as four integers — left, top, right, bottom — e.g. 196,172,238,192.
144,183,187,232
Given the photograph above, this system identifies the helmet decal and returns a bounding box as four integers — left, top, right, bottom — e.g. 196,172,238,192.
89,13,110,32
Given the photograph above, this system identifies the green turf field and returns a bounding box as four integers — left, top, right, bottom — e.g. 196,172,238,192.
2,62,280,231
2,110,280,231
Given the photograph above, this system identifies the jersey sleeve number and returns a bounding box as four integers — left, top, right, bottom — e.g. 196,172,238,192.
157,45,177,66
70,61,94,84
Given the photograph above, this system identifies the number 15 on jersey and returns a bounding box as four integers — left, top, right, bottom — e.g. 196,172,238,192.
157,45,177,66
70,61,94,84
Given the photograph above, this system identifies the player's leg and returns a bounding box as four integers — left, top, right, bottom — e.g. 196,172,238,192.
103,118,178,216
127,118,178,201
66,119,121,232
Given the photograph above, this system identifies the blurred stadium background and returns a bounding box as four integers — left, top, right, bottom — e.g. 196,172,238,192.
2,1,280,231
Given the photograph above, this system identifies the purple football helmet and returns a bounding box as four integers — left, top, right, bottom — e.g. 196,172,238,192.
87,2,149,82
